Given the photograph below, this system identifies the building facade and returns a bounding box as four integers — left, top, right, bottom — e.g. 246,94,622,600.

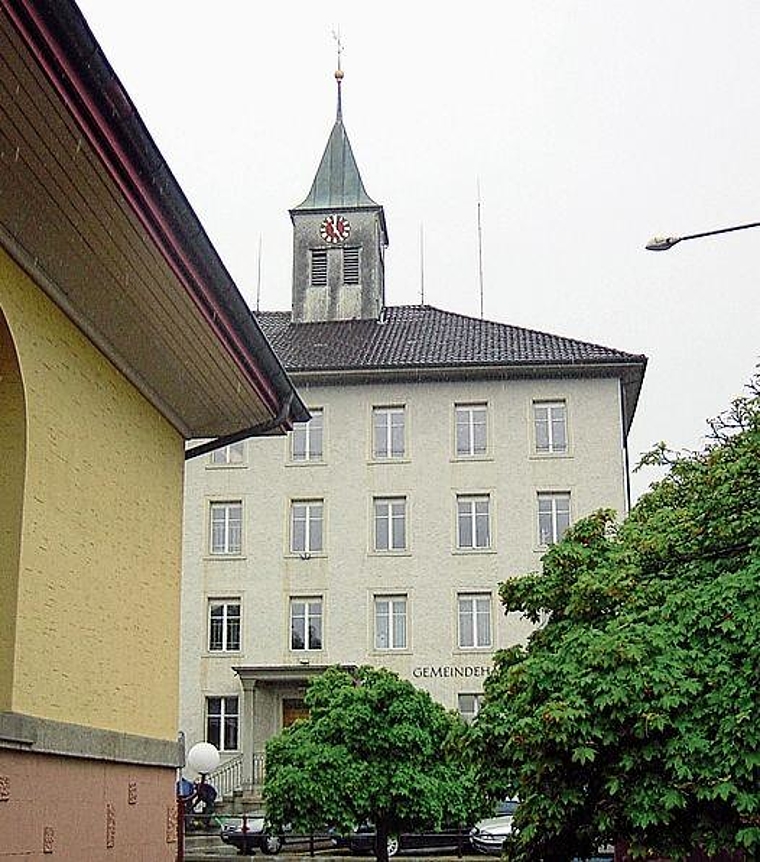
0,2,306,858
179,72,646,799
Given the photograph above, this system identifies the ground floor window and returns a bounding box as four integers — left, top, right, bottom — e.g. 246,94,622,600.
206,695,239,751
458,692,483,722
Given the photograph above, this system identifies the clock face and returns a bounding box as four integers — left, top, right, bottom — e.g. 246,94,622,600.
319,214,351,244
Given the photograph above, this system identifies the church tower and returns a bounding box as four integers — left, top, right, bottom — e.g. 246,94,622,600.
289,67,388,323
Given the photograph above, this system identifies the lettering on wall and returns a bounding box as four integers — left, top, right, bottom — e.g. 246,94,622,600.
412,665,491,679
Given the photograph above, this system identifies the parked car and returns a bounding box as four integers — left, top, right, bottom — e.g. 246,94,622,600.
335,823,471,857
219,813,284,856
469,800,518,855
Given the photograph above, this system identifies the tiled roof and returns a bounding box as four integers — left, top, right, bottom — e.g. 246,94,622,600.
256,305,646,374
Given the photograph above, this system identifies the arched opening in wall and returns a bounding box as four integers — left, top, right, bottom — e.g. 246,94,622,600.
0,306,26,711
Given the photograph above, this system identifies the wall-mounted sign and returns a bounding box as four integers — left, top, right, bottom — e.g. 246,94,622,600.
412,665,491,680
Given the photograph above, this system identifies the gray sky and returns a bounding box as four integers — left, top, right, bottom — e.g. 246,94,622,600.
78,1,759,502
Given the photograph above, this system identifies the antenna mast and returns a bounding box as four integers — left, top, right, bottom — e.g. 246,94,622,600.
255,234,262,313
419,223,425,305
477,178,484,319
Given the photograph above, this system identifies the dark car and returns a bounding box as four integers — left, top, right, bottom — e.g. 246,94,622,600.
219,813,284,856
335,823,471,857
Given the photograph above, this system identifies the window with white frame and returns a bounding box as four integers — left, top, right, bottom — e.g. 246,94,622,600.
290,500,323,554
373,406,405,459
206,696,239,751
343,246,360,285
209,501,242,555
374,497,407,551
455,403,488,457
533,401,567,454
310,248,327,287
291,409,323,462
374,595,407,650
290,598,323,650
458,692,483,722
208,600,241,652
457,495,491,549
209,441,245,466
538,492,571,545
458,593,492,648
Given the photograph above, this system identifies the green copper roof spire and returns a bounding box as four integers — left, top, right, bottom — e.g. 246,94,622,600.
293,65,379,210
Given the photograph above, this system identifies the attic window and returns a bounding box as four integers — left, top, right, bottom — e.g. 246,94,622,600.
343,247,360,285
310,249,327,287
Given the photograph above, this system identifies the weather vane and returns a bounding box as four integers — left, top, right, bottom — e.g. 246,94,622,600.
331,28,345,117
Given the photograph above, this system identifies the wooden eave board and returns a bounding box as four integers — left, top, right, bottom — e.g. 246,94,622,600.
0,13,272,437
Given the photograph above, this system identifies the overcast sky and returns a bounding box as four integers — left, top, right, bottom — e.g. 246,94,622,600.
77,1,759,502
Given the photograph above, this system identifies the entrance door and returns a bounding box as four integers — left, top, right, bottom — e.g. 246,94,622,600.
282,698,309,727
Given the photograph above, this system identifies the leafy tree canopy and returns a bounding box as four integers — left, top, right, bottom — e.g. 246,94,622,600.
264,665,487,861
473,377,760,861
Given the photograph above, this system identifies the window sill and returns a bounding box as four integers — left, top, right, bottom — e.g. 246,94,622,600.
452,647,494,655
204,554,247,562
367,457,411,465
372,648,412,655
286,460,327,467
452,547,496,556
285,552,327,560
529,452,573,461
450,455,494,463
203,651,242,658
368,550,412,558
205,463,248,470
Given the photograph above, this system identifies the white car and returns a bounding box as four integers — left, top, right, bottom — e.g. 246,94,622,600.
469,800,518,855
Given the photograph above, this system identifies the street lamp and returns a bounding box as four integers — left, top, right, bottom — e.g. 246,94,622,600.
645,220,760,251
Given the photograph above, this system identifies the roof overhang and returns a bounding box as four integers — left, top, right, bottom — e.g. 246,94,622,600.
0,0,309,439
288,360,647,436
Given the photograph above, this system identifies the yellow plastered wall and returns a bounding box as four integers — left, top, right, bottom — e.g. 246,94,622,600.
0,249,184,740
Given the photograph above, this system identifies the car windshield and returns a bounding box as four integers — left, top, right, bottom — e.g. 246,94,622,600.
494,800,518,817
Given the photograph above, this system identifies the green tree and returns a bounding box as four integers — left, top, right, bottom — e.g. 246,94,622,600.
264,665,486,862
473,377,760,861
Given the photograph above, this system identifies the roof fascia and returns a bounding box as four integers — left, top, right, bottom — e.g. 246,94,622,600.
3,0,309,429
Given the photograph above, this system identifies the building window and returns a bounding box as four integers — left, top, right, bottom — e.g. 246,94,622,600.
208,600,241,652
291,409,323,462
538,492,571,545
458,693,483,723
206,696,239,751
375,596,407,650
209,501,242,555
534,401,567,453
343,247,360,285
374,497,407,551
373,406,405,459
458,594,492,648
310,249,327,287
456,403,488,457
457,495,491,549
290,598,323,650
209,441,245,466
290,500,323,554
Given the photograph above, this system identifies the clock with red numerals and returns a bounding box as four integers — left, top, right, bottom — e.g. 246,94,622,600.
319,214,351,244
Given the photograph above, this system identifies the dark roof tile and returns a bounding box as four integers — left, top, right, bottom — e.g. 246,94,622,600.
257,305,646,373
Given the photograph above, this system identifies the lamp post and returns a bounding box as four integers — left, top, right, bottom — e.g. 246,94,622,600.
645,220,760,251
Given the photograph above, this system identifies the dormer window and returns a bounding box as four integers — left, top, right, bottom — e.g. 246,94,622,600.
310,249,327,287
343,247,360,285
